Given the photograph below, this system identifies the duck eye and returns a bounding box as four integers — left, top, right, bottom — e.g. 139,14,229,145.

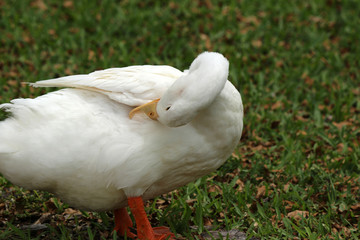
165,106,171,111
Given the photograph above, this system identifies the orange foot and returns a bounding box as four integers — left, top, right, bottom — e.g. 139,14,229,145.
113,208,137,239
152,226,176,240
128,197,176,240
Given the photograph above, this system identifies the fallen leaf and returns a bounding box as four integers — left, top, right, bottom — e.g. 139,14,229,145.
236,179,245,193
242,15,261,25
287,210,309,220
296,130,307,136
251,39,262,48
31,0,47,10
304,76,314,86
208,184,222,194
63,1,73,8
200,34,212,50
48,29,56,36
271,101,283,110
204,217,212,226
63,208,81,215
88,50,95,61
350,203,360,211
333,121,352,129
275,60,284,68
256,185,266,198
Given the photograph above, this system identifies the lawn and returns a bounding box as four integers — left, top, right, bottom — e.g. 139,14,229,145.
0,0,359,239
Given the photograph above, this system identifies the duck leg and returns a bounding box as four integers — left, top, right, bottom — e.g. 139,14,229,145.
113,208,137,238
128,196,175,240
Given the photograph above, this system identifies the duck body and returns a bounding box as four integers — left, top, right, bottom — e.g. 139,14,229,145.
0,52,243,239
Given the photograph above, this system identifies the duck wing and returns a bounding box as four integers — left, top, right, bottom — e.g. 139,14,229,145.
31,65,183,106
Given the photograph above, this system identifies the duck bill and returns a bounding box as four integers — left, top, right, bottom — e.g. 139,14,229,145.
129,98,160,120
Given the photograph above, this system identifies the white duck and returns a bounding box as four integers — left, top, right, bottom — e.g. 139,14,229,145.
0,52,243,240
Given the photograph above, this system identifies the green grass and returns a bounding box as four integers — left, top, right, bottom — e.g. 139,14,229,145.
1,0,359,239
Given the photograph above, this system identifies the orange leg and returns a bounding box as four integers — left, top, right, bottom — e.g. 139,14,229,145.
128,197,175,240
113,208,137,239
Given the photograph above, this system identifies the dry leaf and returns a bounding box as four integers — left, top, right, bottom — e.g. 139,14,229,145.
271,101,283,110
304,76,314,86
251,39,262,48
287,210,309,220
256,185,266,198
350,203,360,211
63,208,81,215
204,217,212,226
31,0,47,10
200,34,212,50
283,183,290,192
88,50,95,61
156,199,165,204
276,60,284,68
236,179,245,193
333,121,351,129
63,1,73,8
208,185,222,194
296,130,307,136
48,29,56,36
242,15,261,25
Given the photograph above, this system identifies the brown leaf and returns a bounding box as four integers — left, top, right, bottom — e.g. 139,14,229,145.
48,29,56,36
350,203,360,211
275,60,284,68
352,88,360,95
251,39,262,48
333,121,352,129
304,76,314,86
271,101,284,110
185,199,197,205
287,210,309,220
204,217,212,226
63,1,73,8
156,199,165,204
295,114,309,122
88,50,95,61
208,184,222,194
200,34,212,50
63,208,81,215
65,68,73,75
44,198,58,213
31,0,47,10
310,16,323,23
337,143,353,153
256,185,266,198
284,200,295,211
252,144,265,151
7,80,17,86
236,179,245,193
240,26,255,34
296,130,307,136
242,15,261,25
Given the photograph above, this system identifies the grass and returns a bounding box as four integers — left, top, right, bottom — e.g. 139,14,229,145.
0,0,359,239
